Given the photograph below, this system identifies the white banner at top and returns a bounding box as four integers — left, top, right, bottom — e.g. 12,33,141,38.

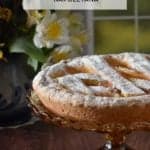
23,0,127,10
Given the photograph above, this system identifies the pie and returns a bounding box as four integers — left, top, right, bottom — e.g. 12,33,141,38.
30,53,150,133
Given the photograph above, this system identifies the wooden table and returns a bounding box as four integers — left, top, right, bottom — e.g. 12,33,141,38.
0,121,150,150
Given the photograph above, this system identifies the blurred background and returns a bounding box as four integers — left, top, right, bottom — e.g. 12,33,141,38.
86,0,150,54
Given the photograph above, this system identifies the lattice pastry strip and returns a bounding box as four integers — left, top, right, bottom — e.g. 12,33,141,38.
114,53,150,77
57,73,115,96
131,79,150,91
81,56,144,96
57,75,93,95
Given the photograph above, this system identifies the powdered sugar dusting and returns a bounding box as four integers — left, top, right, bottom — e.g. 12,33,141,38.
82,56,144,96
58,75,92,95
131,78,150,91
118,53,150,77
74,73,104,81
89,86,113,96
33,53,150,107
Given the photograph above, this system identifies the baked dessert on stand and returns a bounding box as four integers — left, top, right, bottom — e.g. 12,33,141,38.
29,53,150,149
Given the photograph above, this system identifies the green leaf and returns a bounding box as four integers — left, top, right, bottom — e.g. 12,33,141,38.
10,38,46,62
27,57,38,71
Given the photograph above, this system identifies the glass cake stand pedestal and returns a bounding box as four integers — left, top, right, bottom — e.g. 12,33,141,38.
98,122,150,150
29,92,150,150
99,130,131,150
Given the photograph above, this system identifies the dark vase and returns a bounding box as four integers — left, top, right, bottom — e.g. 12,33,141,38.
0,54,36,127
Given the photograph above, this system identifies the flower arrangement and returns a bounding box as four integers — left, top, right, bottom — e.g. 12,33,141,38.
0,1,87,70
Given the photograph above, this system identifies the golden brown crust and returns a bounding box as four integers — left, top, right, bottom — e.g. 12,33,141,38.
29,91,150,134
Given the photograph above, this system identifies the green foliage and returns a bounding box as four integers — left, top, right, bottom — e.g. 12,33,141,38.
10,37,47,70
27,57,38,71
0,1,86,71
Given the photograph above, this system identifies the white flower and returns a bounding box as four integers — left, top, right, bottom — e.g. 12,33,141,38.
51,45,72,63
26,10,47,27
33,12,69,49
54,45,72,53
56,11,84,27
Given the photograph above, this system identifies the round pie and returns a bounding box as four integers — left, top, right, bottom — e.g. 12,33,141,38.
31,53,150,133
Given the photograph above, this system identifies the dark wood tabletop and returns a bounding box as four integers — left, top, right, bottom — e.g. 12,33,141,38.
0,121,150,150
